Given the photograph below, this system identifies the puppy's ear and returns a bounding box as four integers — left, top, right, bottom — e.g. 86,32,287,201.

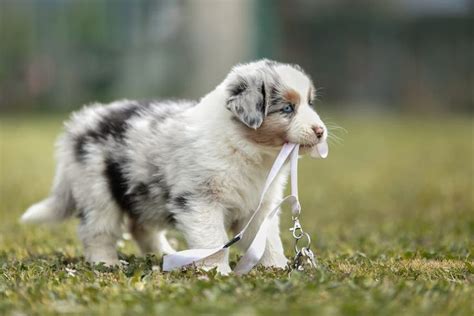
226,75,266,129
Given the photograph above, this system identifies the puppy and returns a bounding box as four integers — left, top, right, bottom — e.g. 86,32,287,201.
21,59,328,273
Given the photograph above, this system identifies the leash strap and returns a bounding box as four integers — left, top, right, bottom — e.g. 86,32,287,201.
162,143,300,273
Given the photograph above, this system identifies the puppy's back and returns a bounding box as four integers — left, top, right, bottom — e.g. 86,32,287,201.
22,99,196,224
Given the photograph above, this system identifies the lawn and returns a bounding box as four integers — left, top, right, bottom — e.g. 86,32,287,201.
0,113,473,315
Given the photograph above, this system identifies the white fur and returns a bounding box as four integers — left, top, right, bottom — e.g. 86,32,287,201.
21,198,59,223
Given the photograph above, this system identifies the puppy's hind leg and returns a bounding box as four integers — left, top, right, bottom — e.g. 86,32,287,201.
156,230,176,255
129,220,176,255
78,206,123,266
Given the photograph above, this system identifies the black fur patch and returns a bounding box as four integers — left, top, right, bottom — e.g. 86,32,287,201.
173,192,193,209
104,157,132,214
174,196,187,208
132,182,150,197
74,103,142,162
124,182,152,218
268,85,293,117
146,172,176,225
154,175,170,201
97,105,140,139
74,135,88,162
107,166,176,223
235,105,244,115
103,160,157,219
76,209,86,223
228,78,248,96
164,212,176,225
257,82,266,115
269,86,282,109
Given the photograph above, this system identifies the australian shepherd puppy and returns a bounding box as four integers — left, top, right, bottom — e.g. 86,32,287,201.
22,59,328,274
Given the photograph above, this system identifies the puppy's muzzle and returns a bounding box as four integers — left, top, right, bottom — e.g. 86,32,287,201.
312,125,324,139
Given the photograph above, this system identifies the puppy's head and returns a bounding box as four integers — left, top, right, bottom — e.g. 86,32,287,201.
225,60,327,154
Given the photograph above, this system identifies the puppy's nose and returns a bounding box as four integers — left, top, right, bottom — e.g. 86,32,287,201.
313,126,324,139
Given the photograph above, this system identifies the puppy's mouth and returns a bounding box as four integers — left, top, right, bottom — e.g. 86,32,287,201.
298,143,317,153
298,141,329,158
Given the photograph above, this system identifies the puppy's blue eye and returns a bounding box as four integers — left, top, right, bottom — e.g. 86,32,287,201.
281,104,294,113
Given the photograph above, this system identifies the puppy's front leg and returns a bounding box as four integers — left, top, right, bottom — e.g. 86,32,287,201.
236,203,288,269
259,211,288,269
174,202,231,274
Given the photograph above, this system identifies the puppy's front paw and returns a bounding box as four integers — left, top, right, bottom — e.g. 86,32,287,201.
216,263,232,275
194,249,231,275
259,252,289,269
198,262,232,275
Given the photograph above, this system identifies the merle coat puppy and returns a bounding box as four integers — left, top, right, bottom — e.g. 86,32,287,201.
22,59,328,273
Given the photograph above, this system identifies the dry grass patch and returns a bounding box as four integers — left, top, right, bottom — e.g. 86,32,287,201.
399,259,467,272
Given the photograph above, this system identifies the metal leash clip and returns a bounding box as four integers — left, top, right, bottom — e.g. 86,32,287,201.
290,216,317,271
290,217,303,239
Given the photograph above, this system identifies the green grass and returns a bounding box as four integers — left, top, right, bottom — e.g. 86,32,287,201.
0,114,473,315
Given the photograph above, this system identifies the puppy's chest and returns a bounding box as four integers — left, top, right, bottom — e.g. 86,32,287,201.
216,166,276,215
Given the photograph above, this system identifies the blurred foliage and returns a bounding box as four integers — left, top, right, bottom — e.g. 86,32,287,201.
0,0,190,111
278,3,473,112
0,115,472,315
0,0,472,113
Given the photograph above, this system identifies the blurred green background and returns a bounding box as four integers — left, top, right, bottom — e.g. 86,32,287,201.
0,0,472,113
0,1,473,315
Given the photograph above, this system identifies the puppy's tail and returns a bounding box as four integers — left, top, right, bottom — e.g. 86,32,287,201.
21,163,75,224
21,197,66,224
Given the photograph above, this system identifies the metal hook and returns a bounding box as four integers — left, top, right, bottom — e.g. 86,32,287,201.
290,218,304,239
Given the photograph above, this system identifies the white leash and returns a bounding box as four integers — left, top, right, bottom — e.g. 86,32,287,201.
163,143,314,274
